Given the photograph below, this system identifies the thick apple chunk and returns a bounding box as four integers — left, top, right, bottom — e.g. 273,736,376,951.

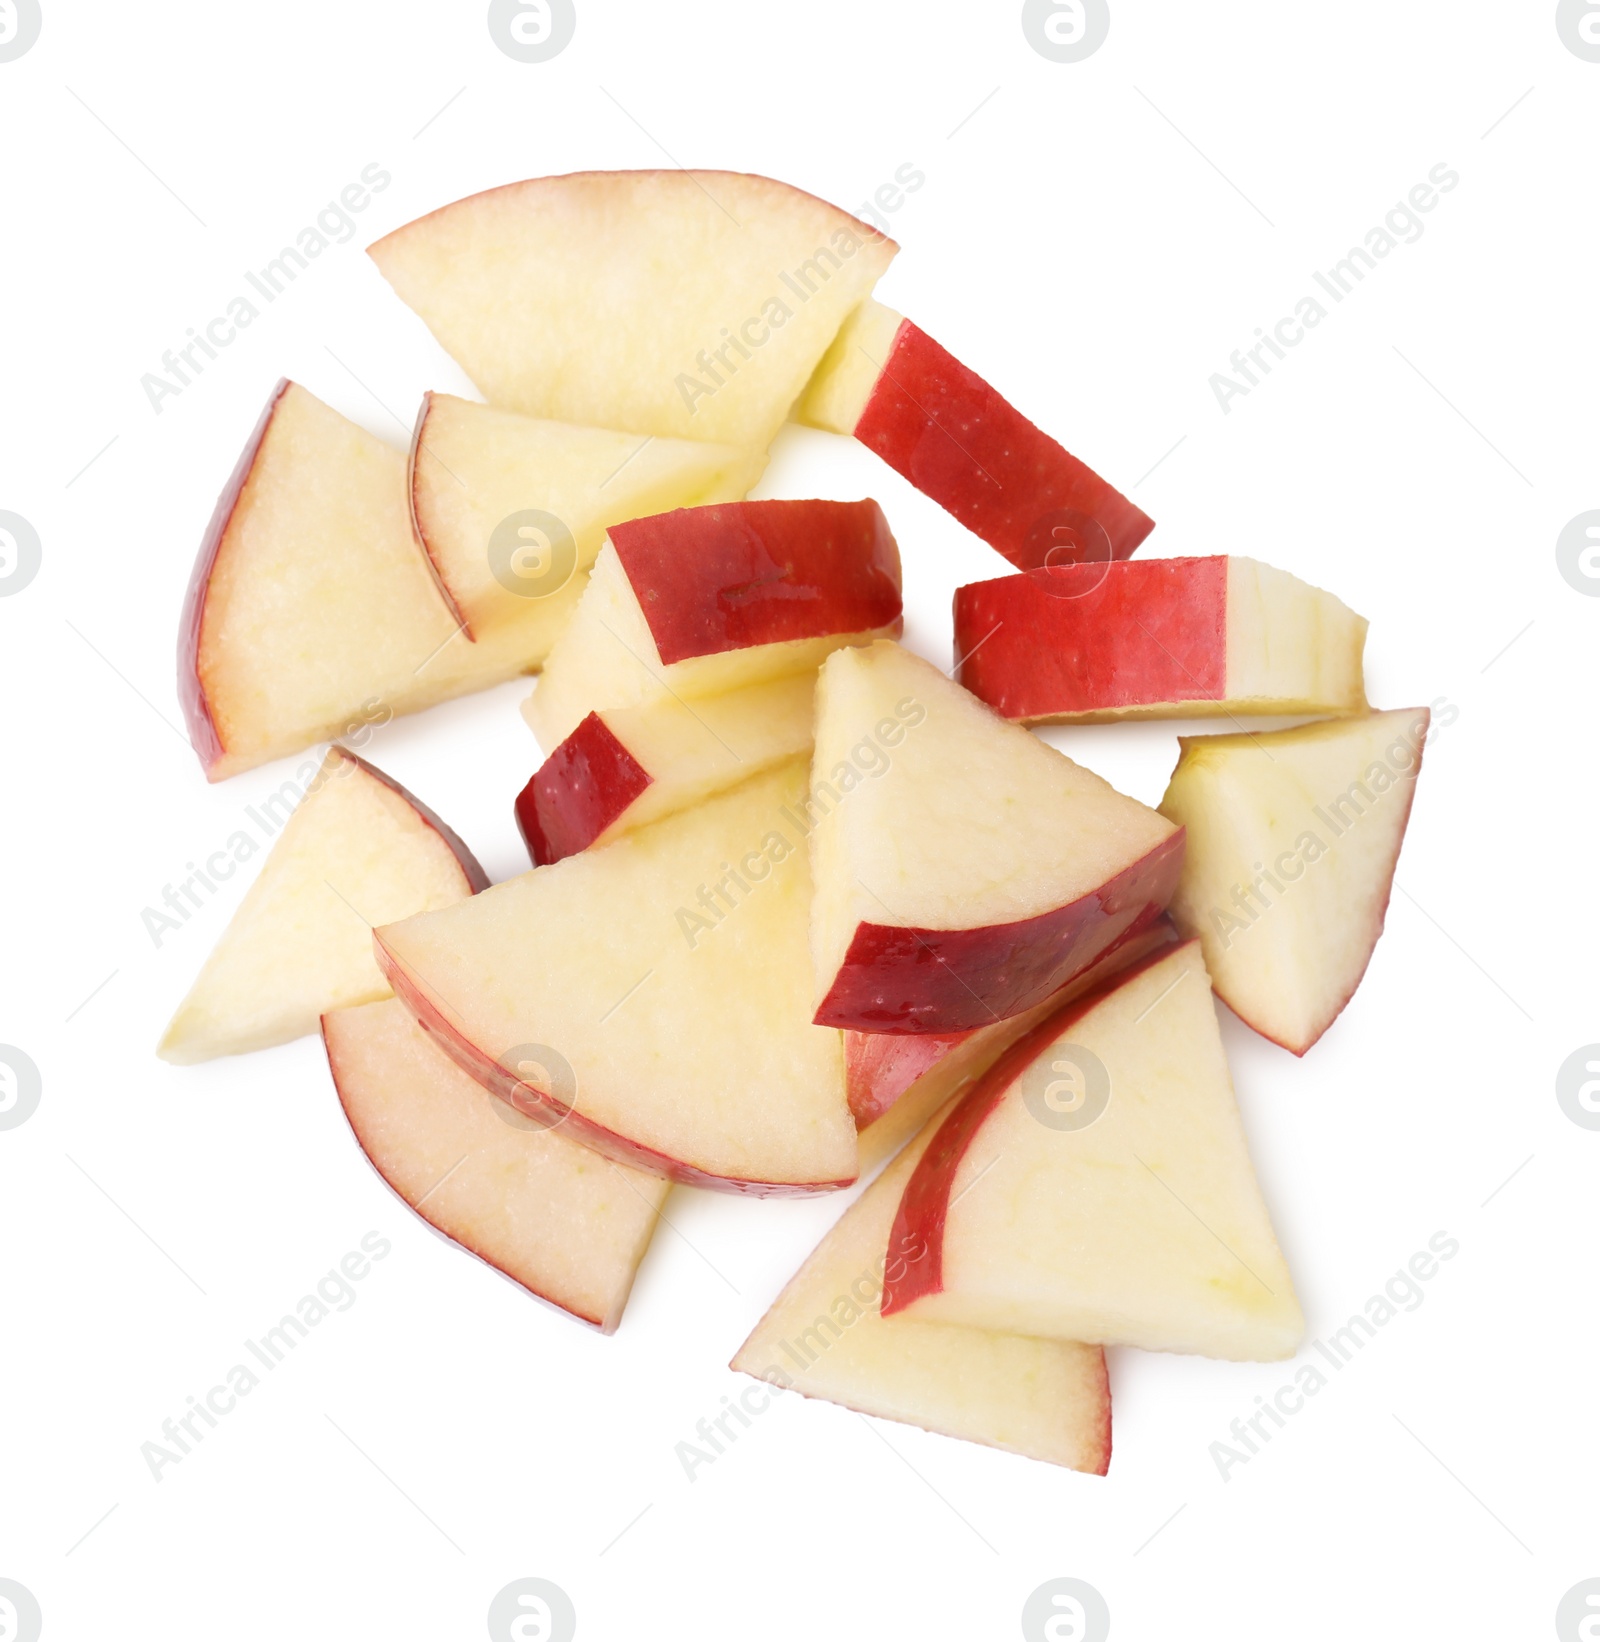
516,673,815,865
375,760,857,1195
732,1113,1111,1474
955,557,1369,724
809,642,1183,1033
323,998,666,1332
408,392,762,639
796,300,1152,569
369,171,896,449
158,749,486,1064
1159,709,1429,1054
882,941,1305,1361
524,500,902,749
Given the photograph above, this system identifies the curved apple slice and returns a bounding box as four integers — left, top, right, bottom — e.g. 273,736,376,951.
369,171,896,449
323,998,666,1333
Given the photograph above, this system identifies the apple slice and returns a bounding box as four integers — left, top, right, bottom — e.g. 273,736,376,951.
954,557,1369,724
881,941,1305,1362
524,499,903,750
408,392,764,640
375,760,857,1196
731,1108,1111,1474
809,642,1183,1033
369,171,896,450
182,381,578,780
795,300,1152,570
1158,709,1429,1055
158,748,486,1064
323,998,666,1332
515,673,815,866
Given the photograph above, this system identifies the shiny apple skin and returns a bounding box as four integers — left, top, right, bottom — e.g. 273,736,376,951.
514,712,654,866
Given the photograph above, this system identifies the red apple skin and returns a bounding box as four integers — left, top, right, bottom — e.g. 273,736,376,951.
813,829,1186,1034
374,933,856,1198
609,499,903,666
852,321,1154,571
956,559,1229,722
405,390,475,637
880,940,1195,1318
335,748,490,894
514,713,653,866
178,378,291,779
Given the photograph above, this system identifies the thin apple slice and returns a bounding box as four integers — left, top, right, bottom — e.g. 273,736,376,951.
731,1109,1111,1474
369,171,896,449
795,299,1152,569
515,673,815,865
375,760,857,1196
809,641,1183,1033
408,392,764,640
524,500,902,750
955,557,1369,724
882,941,1305,1361
323,998,666,1332
1159,709,1429,1055
158,748,486,1064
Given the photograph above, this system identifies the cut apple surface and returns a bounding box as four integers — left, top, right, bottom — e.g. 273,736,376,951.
796,300,1152,570
732,1109,1111,1474
408,392,763,640
524,500,903,750
882,941,1305,1361
809,642,1183,1033
369,171,896,450
516,673,815,865
375,760,857,1195
955,557,1369,724
323,998,665,1332
181,382,572,780
159,748,486,1064
1159,709,1429,1055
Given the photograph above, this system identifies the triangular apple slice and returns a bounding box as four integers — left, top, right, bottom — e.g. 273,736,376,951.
1159,709,1429,1054
375,760,857,1195
881,940,1305,1361
809,642,1183,1032
408,392,765,640
369,171,896,450
158,749,486,1064
731,1107,1111,1474
323,998,667,1332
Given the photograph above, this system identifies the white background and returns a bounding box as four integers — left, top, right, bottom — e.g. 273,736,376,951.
1,3,1596,1638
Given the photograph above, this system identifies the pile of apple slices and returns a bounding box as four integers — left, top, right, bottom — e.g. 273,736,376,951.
161,168,1431,1474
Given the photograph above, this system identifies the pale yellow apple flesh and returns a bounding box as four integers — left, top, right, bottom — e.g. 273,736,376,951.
795,299,906,433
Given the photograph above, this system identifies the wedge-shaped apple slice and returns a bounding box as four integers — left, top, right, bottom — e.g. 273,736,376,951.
955,557,1368,724
524,499,903,750
516,674,814,866
810,642,1183,1033
375,760,857,1195
369,171,896,450
158,748,486,1064
1159,709,1429,1055
882,941,1305,1361
796,299,1152,570
408,392,764,640
183,381,579,780
731,1109,1111,1474
323,998,666,1332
